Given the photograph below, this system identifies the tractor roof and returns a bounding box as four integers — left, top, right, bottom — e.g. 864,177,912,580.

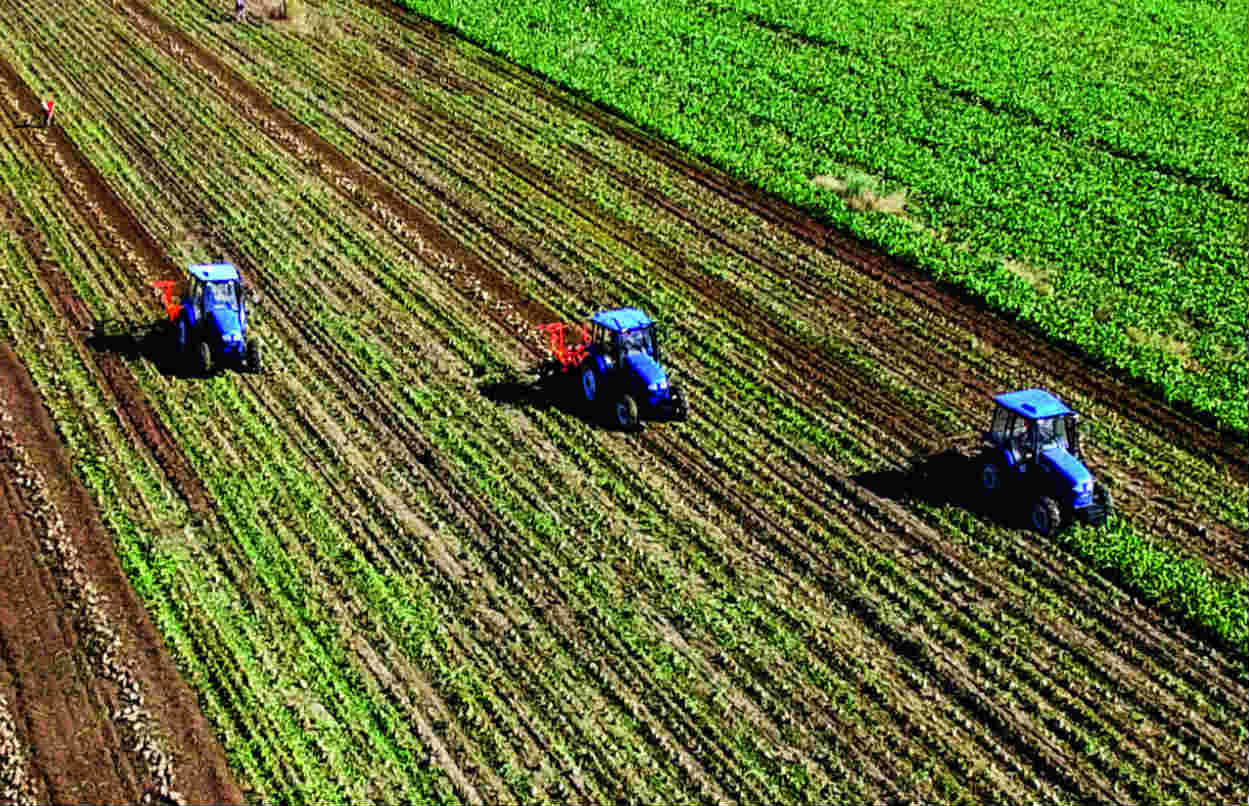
188,263,241,283
591,307,652,332
994,388,1073,420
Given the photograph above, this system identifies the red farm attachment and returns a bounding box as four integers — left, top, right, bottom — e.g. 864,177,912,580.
538,321,590,372
151,280,184,322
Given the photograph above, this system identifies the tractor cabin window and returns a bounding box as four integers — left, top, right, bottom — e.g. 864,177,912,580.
1036,417,1069,453
989,407,1010,444
619,327,652,356
206,280,240,310
1004,413,1031,463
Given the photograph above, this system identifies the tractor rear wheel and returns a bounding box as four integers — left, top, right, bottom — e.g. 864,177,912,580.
615,395,639,430
580,364,598,404
198,340,214,376
1030,496,1062,537
246,337,263,374
176,314,190,356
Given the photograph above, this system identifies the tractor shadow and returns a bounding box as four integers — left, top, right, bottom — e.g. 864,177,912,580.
857,448,1036,529
478,366,624,430
856,449,993,516
85,318,193,378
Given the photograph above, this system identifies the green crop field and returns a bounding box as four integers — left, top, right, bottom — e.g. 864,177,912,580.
399,0,1249,433
0,0,1244,802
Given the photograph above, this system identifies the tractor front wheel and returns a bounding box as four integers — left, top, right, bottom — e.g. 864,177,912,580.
1030,496,1062,537
615,395,639,430
670,386,689,421
198,340,214,376
246,337,263,374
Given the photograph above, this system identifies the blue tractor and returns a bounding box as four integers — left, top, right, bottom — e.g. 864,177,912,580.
154,263,261,376
539,307,688,429
978,389,1112,536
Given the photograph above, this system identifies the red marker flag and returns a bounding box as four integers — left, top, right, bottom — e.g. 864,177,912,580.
44,99,54,127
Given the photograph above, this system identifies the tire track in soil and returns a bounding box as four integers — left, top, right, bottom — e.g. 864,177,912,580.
0,55,215,523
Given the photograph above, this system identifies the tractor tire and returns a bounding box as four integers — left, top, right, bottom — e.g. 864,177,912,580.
979,460,1003,496
615,394,639,430
198,340,214,376
670,386,689,421
1030,496,1062,537
246,337,263,374
176,314,190,356
1095,485,1113,514
580,364,599,404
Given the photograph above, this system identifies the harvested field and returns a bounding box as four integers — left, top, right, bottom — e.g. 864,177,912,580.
0,0,1244,803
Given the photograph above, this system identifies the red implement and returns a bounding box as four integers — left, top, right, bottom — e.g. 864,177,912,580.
538,322,590,370
151,280,183,322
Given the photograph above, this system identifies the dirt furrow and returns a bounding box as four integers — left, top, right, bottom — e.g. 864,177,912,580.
0,335,243,804
0,56,214,522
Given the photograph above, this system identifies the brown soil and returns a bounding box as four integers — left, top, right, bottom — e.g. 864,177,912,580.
0,344,244,805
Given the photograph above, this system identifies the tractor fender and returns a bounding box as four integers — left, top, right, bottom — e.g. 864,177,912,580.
591,353,614,381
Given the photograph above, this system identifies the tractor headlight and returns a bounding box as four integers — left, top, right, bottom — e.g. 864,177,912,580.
648,380,668,392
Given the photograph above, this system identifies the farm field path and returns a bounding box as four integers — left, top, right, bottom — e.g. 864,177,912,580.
0,0,1244,802
0,336,243,805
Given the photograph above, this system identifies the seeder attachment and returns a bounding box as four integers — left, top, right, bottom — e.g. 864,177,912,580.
538,321,590,371
151,280,184,322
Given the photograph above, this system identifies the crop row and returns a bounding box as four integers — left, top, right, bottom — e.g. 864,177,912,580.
155,0,1243,529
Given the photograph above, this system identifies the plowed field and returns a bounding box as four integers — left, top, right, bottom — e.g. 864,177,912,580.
0,0,1244,803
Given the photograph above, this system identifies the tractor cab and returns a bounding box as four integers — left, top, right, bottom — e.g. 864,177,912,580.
589,308,662,381
154,263,261,376
979,389,1110,536
539,307,688,429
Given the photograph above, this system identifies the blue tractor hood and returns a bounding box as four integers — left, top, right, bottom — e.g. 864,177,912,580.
210,307,245,354
1040,446,1092,492
625,351,667,389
